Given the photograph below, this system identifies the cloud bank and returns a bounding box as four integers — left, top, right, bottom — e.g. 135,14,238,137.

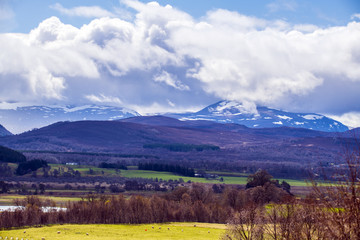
0,1,360,125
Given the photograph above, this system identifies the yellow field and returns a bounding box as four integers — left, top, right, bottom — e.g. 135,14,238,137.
0,223,226,240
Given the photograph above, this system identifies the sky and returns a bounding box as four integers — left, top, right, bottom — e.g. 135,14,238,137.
0,0,360,127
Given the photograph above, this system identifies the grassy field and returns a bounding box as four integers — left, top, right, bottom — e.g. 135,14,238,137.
120,169,309,186
46,164,308,186
0,223,226,240
120,169,226,183
48,164,121,177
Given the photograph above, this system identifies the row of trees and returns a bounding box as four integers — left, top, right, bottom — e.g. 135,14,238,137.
138,162,195,177
143,143,220,152
98,161,127,170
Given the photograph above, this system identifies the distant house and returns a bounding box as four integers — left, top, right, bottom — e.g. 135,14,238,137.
66,162,78,166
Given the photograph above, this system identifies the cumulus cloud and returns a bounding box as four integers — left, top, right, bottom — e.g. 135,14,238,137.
50,3,115,18
0,0,360,124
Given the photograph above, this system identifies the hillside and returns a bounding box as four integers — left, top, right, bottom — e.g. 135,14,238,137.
0,118,354,179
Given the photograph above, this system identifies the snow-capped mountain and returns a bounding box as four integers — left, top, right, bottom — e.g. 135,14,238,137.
0,105,140,134
171,101,349,132
0,124,12,136
0,101,349,134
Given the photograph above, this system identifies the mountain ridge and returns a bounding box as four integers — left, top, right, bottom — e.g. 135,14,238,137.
168,100,348,132
0,101,349,133
0,105,140,134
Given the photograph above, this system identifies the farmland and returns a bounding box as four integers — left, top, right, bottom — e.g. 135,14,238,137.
0,223,226,240
0,163,311,208
47,163,309,186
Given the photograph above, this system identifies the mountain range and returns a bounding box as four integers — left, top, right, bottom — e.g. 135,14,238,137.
0,105,140,134
0,101,349,134
0,115,349,157
169,101,348,132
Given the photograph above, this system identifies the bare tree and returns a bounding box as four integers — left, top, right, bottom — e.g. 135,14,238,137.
222,204,264,240
310,141,360,240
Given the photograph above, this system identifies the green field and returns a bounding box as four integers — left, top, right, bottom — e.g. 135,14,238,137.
0,223,226,240
120,169,309,186
45,163,311,187
120,169,227,183
48,164,121,177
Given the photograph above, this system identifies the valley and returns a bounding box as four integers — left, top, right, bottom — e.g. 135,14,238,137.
0,103,358,238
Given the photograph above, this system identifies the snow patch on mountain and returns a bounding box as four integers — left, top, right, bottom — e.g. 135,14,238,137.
277,115,293,120
302,114,324,120
63,105,93,113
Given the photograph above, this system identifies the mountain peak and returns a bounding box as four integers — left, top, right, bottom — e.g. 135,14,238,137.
0,124,12,136
172,101,349,132
198,100,259,117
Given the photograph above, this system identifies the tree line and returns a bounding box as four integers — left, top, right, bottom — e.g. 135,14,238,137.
138,162,195,177
15,159,48,176
98,162,127,170
143,143,220,152
0,145,26,163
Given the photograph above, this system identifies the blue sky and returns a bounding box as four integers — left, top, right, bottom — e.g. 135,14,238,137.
0,0,360,128
3,0,360,33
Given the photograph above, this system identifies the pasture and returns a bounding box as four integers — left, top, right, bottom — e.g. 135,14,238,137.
0,223,226,240
120,169,309,186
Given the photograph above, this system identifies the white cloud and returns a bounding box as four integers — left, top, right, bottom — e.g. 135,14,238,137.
328,112,360,129
167,99,175,107
26,66,65,100
267,0,297,13
153,71,189,90
351,13,360,20
293,24,319,32
129,102,201,116
50,3,115,18
85,94,122,105
0,0,359,123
